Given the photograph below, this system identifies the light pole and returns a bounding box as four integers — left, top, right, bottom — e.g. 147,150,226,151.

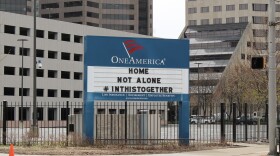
268,0,277,155
17,39,28,126
194,62,202,115
32,0,38,135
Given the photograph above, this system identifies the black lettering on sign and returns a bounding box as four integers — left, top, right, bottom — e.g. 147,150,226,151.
117,77,132,83
136,77,161,83
129,68,149,74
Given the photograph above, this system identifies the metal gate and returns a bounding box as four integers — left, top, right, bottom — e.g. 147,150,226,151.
94,101,179,145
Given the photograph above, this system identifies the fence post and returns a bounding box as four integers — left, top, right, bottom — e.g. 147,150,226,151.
66,101,69,146
125,101,127,144
257,118,260,142
220,103,225,143
2,101,7,145
266,103,269,140
244,103,248,141
233,103,236,142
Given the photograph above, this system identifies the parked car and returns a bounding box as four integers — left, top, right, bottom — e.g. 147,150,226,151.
190,116,215,124
236,116,257,125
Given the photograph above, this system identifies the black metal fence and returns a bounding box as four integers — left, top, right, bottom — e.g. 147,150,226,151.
0,100,272,146
190,102,269,144
0,101,82,145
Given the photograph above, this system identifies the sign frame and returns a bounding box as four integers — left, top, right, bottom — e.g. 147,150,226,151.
84,36,190,144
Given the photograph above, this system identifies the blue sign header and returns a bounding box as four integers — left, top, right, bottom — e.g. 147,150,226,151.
84,36,189,68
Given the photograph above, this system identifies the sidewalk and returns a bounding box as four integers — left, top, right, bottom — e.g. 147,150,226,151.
110,143,269,156
0,143,270,156
161,143,269,156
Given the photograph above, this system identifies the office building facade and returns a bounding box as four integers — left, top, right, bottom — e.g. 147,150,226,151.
25,0,153,36
0,11,151,121
181,0,280,105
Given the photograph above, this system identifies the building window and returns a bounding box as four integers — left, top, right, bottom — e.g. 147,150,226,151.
48,51,58,59
18,107,30,120
64,1,82,7
150,110,156,114
97,109,105,114
189,20,197,26
4,66,15,75
253,29,267,37
19,88,30,96
48,90,57,97
74,35,83,43
247,42,251,47
253,16,267,24
36,69,44,77
61,33,71,42
36,49,44,58
74,72,82,80
102,24,134,30
87,22,99,27
61,90,70,98
239,16,248,23
19,27,30,36
61,52,71,60
41,3,59,9
226,17,235,23
41,13,59,19
102,3,134,10
226,5,235,11
19,68,30,76
213,6,222,12
102,14,134,20
87,1,99,8
4,25,15,34
4,46,15,55
36,30,44,38
200,7,209,13
201,19,209,25
37,107,44,120
213,18,222,24
6,107,15,120
74,91,82,98
239,4,248,10
253,4,268,11
109,109,117,114
64,11,83,18
253,42,268,50
188,8,197,14
87,12,99,18
74,54,83,61
19,48,30,56
48,31,57,40
48,108,57,120
48,70,58,78
241,54,246,60
61,71,70,79
4,87,15,96
61,108,70,120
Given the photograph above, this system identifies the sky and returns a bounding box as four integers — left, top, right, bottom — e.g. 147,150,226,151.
153,0,185,39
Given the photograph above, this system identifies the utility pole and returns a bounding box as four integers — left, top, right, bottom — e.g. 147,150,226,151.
268,0,277,155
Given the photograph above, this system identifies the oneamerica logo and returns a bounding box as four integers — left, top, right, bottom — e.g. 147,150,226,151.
110,40,166,66
111,56,166,66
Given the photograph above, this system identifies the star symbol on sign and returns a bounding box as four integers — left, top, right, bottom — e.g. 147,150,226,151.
103,86,109,92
